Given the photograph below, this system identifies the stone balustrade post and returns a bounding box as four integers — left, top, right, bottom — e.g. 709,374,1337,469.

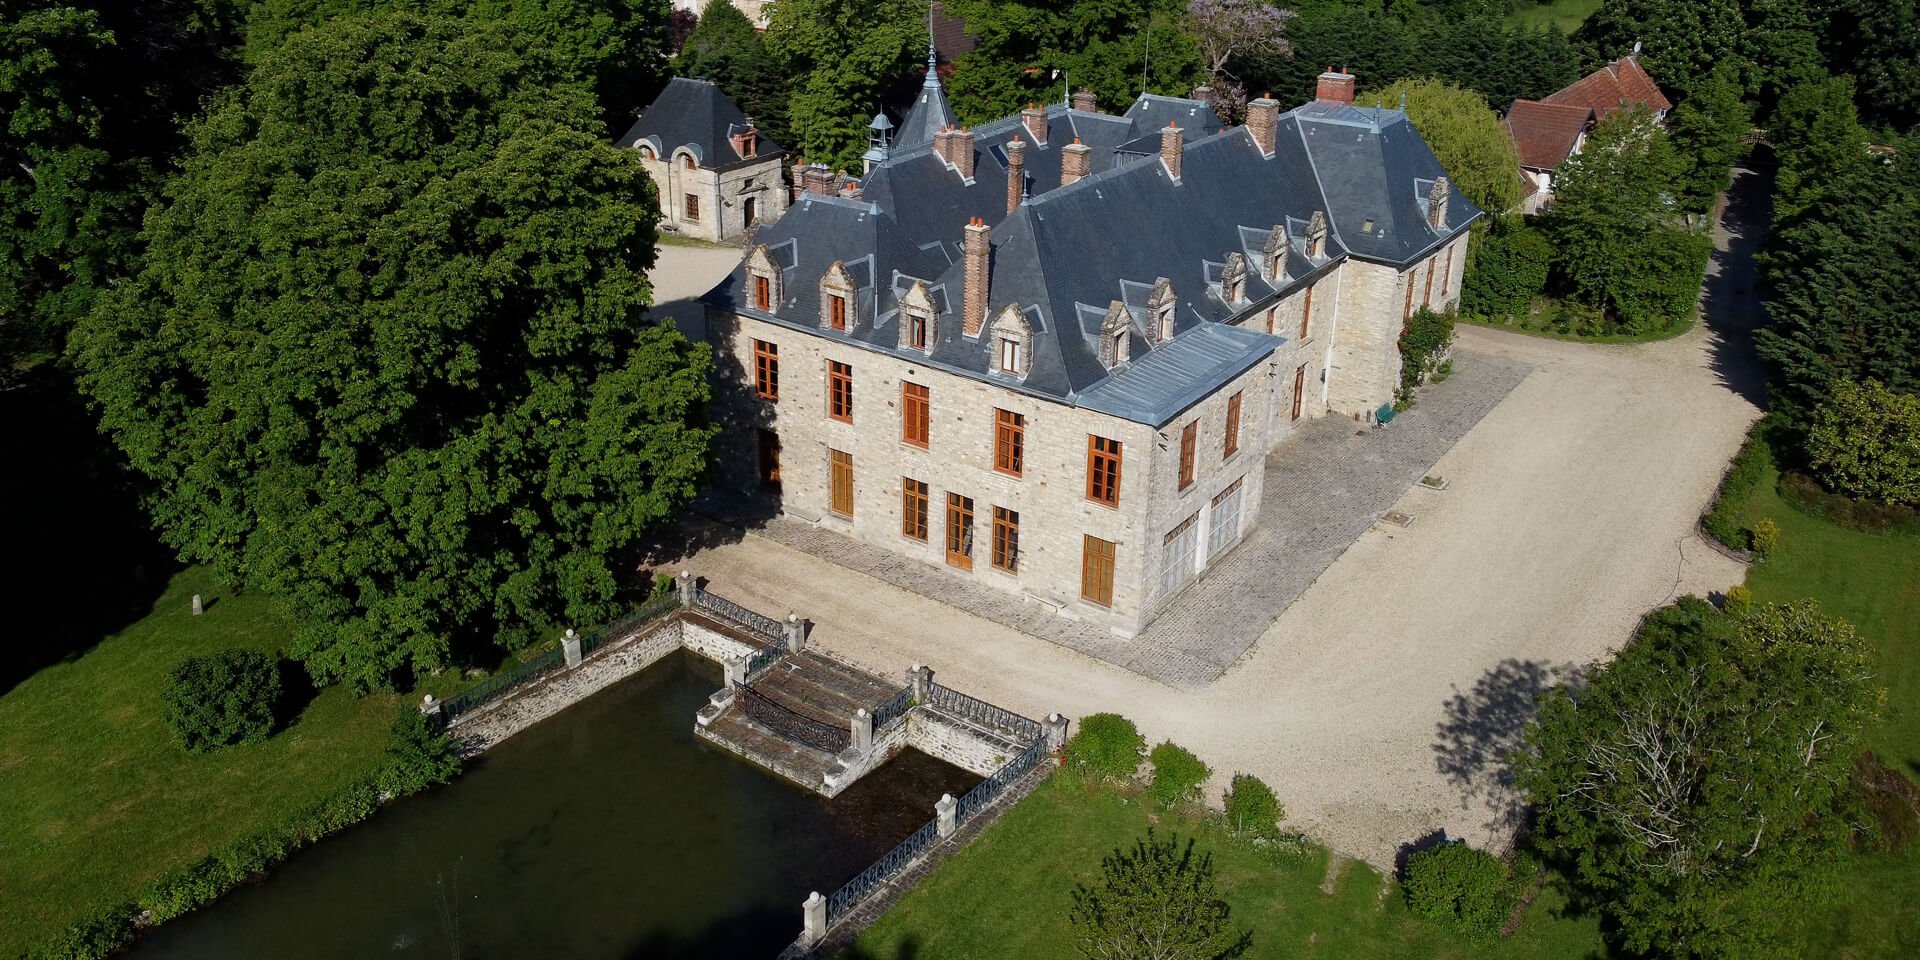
909,664,933,702
802,891,827,945
420,694,442,723
724,657,746,688
1046,713,1070,751
935,792,958,838
562,628,582,668
785,613,806,653
851,708,873,755
676,569,696,607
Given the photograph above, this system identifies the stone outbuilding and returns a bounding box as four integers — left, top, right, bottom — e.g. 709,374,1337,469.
617,77,789,243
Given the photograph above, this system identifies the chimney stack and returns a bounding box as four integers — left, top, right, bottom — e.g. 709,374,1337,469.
790,159,806,202
802,163,834,197
1005,138,1026,213
963,218,991,337
1021,103,1047,145
1246,94,1279,155
950,126,976,180
1315,67,1356,105
933,125,953,163
1160,122,1184,181
1061,138,1092,186
1427,176,1451,229
730,122,758,159
1071,89,1097,113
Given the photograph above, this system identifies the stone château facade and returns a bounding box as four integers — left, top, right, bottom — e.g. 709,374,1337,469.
618,77,789,243
701,64,1479,637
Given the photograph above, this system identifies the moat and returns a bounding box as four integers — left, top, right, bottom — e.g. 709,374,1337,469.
133,651,978,959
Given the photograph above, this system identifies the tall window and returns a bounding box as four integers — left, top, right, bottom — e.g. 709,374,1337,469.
1442,248,1453,297
1300,285,1314,339
752,340,778,401
753,275,771,311
828,360,854,422
998,336,1024,375
946,493,974,570
1178,421,1197,490
828,294,848,330
1224,392,1242,458
991,507,1020,573
1423,260,1434,307
1403,272,1415,320
684,194,700,221
829,449,854,517
994,409,1025,476
1264,306,1277,334
1293,364,1307,421
1087,435,1123,507
901,381,929,448
905,311,927,350
901,478,929,541
1081,535,1116,606
1208,479,1243,558
682,155,696,170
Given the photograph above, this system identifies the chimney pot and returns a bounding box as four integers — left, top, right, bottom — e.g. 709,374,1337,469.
1061,138,1092,186
1315,68,1356,105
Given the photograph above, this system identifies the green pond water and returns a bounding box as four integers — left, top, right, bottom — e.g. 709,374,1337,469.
132,650,978,959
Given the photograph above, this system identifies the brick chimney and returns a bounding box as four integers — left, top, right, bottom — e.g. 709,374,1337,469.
933,125,952,163
790,159,806,202
1427,176,1451,229
1061,138,1091,186
730,122,757,159
963,217,991,337
1160,122,1184,181
1316,67,1356,105
1005,138,1026,213
950,126,976,180
802,163,834,197
1021,103,1047,145
1246,94,1279,155
1071,89,1097,113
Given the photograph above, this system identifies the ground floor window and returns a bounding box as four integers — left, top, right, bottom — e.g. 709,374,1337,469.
1082,535,1116,606
684,193,700,222
991,506,1020,573
902,477,929,541
946,493,974,570
1208,478,1243,559
757,429,780,488
1160,511,1200,599
829,449,853,517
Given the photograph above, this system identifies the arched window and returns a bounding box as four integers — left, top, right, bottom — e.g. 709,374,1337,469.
637,145,655,161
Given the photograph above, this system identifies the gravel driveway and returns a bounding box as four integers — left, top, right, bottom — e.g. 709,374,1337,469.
644,180,1766,866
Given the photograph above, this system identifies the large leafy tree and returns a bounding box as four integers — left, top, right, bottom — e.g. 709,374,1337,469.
1357,78,1521,213
1665,65,1750,213
765,0,926,170
69,14,716,690
1821,0,1919,131
676,0,792,149
1518,597,1881,960
1576,0,1749,101
940,0,1203,126
1068,830,1251,960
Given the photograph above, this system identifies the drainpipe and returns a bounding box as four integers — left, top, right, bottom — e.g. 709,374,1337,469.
1323,265,1344,407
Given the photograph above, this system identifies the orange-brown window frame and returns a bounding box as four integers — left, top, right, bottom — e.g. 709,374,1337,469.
1081,535,1116,606
901,477,929,541
1292,364,1307,421
1224,392,1242,458
1299,284,1313,340
829,449,854,517
901,381,929,448
946,493,974,570
752,339,779,401
991,506,1020,573
1087,435,1123,507
828,360,854,423
1404,272,1415,320
906,311,927,349
829,294,847,330
994,409,1025,477
1178,421,1197,490
753,275,771,311
1442,247,1454,297
1423,260,1435,307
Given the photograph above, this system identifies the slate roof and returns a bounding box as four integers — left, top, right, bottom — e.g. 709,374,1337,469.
706,96,1481,427
894,42,959,150
1546,55,1672,119
1503,99,1593,170
615,77,781,169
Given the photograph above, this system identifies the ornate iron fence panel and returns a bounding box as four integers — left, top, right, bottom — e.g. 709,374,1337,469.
439,646,567,726
956,735,1049,823
693,588,785,641
744,644,786,680
579,593,679,657
738,683,850,753
925,683,1043,742
826,818,940,925
871,687,912,730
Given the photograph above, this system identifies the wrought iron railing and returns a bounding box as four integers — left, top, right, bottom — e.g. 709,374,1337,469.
693,588,785,641
871,686,912,730
744,644,787,680
737,683,850,753
826,818,940,925
578,592,680,657
438,646,567,726
956,735,1049,821
925,683,1043,742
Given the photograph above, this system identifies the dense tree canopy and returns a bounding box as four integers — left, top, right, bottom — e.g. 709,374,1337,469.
69,14,715,690
765,0,926,169
1357,78,1521,213
940,0,1203,126
675,0,792,148
1664,65,1750,212
1519,597,1881,959
1576,0,1749,101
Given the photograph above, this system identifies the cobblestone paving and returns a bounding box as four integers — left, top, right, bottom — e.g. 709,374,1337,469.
738,348,1533,689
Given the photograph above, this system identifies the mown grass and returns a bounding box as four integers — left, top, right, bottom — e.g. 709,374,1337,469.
844,775,1603,960
0,567,402,955
1506,0,1602,33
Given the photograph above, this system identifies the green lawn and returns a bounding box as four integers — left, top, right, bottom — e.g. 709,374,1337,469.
0,567,401,955
845,775,1602,960
1506,0,1602,33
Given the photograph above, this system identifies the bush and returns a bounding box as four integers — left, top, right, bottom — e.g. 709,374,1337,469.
1749,517,1781,555
1805,379,1920,505
1147,742,1210,808
1703,422,1777,550
377,706,463,796
1403,841,1511,942
162,649,282,752
1062,713,1145,781
24,904,134,960
1854,751,1920,852
1223,773,1285,840
1397,307,1455,404
1069,830,1249,959
1462,221,1551,323
1723,584,1754,617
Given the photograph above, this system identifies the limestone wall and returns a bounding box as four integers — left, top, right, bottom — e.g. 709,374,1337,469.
682,619,761,665
906,711,1021,777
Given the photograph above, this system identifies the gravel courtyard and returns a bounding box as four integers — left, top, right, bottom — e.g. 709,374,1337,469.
642,177,1765,865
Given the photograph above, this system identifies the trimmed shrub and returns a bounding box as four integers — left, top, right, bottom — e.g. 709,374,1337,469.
1062,713,1145,781
1147,741,1210,808
377,705,463,796
1805,379,1920,505
1724,584,1754,617
1223,773,1285,840
1779,471,1920,534
1404,841,1511,942
1749,517,1781,555
162,649,282,752
1703,423,1776,550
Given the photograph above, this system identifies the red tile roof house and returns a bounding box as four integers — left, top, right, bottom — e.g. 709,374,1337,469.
1504,53,1672,213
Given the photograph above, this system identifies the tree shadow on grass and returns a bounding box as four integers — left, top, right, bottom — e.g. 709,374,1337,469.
1432,658,1585,837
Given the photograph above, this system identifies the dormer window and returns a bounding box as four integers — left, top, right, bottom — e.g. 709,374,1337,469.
1157,304,1175,341
682,154,697,171
898,280,937,353
999,337,1024,374
638,145,655,161
754,275,771,310
907,312,928,349
989,305,1033,379
1221,253,1248,305
1306,210,1329,260
1146,277,1176,345
829,295,847,329
1110,329,1128,364
1100,300,1131,369
745,244,782,315
820,261,856,332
